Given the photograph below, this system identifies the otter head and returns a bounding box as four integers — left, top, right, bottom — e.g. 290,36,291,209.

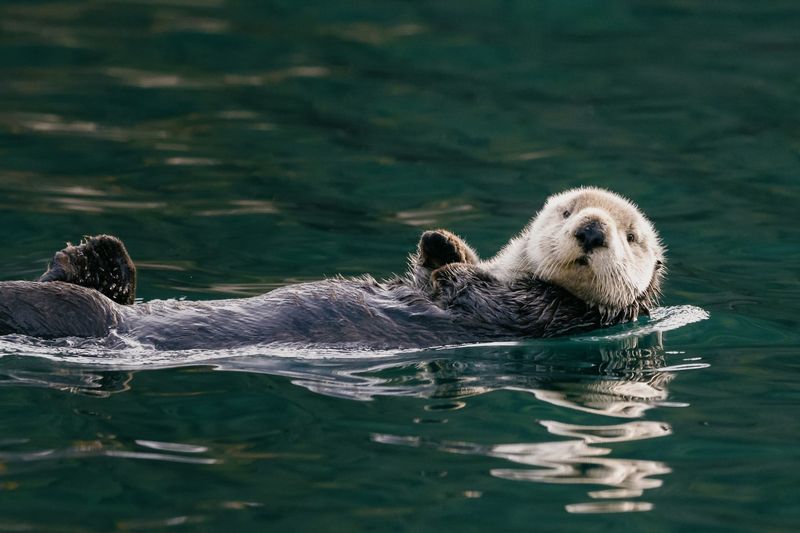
526,187,665,311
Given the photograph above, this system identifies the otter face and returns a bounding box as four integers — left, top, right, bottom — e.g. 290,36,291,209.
526,187,665,309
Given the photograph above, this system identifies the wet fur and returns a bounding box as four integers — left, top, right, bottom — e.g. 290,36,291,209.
481,187,665,310
38,235,137,305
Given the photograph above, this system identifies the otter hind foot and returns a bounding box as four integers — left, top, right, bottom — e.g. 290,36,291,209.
419,229,478,269
39,235,137,305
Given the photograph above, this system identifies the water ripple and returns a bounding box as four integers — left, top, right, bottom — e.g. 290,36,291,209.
0,443,217,466
374,416,672,515
576,305,710,341
0,306,708,514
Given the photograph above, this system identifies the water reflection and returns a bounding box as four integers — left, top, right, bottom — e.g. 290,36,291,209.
0,365,132,397
372,423,670,513
0,437,218,466
0,308,707,514
360,332,689,513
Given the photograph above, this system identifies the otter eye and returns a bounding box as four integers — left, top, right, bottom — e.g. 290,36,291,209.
627,232,636,243
562,210,571,219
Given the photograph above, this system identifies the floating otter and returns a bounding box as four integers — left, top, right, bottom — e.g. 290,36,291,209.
0,188,665,350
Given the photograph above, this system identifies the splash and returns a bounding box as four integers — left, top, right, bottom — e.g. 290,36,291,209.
575,305,709,342
0,305,708,369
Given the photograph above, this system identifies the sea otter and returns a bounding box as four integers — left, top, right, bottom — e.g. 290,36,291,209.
0,188,664,350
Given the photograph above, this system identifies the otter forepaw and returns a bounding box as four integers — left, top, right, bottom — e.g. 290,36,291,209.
430,263,460,289
418,229,478,270
429,263,495,301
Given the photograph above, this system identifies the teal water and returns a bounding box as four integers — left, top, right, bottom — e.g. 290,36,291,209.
1,0,799,530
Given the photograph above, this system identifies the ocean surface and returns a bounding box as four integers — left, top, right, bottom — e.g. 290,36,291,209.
0,0,799,531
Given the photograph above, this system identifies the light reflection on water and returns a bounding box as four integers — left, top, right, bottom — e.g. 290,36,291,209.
369,332,686,513
5,0,792,526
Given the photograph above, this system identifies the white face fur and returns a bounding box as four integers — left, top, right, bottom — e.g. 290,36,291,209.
523,187,664,309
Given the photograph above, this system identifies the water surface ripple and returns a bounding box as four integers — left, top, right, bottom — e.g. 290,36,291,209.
1,0,798,531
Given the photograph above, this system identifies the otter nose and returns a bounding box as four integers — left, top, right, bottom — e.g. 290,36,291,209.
574,221,606,253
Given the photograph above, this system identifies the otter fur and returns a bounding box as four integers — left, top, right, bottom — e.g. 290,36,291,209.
478,187,664,312
0,188,665,350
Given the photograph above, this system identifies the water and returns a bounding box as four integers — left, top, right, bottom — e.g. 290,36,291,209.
1,0,799,530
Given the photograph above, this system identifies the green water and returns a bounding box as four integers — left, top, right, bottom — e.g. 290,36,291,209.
1,0,799,530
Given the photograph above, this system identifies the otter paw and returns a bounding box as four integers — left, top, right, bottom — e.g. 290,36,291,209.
418,229,478,270
430,263,457,286
39,235,137,305
430,263,492,289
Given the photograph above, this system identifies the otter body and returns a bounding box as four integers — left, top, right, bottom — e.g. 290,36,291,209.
118,278,470,350
0,188,666,350
0,275,617,350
